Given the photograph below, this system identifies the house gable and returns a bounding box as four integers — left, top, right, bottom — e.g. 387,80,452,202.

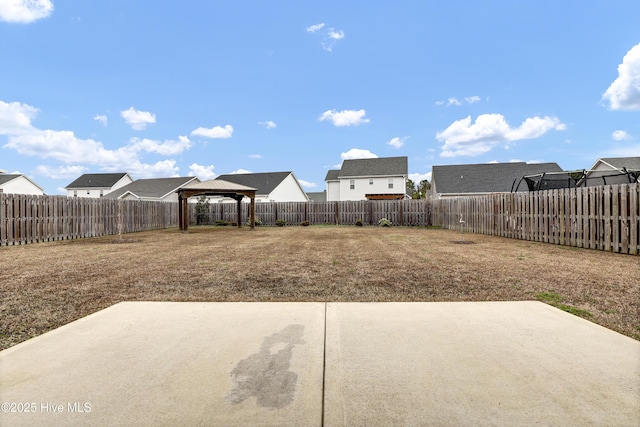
0,174,45,195
214,172,308,202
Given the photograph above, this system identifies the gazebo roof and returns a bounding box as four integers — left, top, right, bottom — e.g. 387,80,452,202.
180,179,256,192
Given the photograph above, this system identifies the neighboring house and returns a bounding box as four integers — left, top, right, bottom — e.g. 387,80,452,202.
103,177,200,202
212,172,309,203
0,173,46,195
306,191,327,202
431,162,563,198
65,173,133,198
325,156,409,201
582,157,640,186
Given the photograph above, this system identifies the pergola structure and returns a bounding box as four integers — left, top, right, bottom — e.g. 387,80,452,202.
176,179,257,231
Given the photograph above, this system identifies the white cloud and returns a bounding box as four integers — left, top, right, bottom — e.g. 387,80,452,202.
321,27,345,51
340,148,378,160
0,0,53,23
298,179,317,189
34,165,88,179
189,163,216,181
5,129,128,164
409,172,431,184
93,114,107,126
387,136,408,149
124,160,180,179
128,135,191,156
258,120,276,129
1,99,191,177
602,43,640,111
248,154,262,159
437,96,482,107
319,109,370,126
307,22,344,52
120,107,156,130
306,23,325,33
229,169,252,174
436,113,566,157
0,100,39,134
328,29,344,40
191,124,233,139
612,130,631,141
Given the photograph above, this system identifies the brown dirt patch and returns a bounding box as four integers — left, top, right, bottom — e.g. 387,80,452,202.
1,225,638,350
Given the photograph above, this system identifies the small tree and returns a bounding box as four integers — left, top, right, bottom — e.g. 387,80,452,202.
195,196,210,225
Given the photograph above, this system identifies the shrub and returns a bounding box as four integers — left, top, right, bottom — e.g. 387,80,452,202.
355,218,364,227
213,219,229,226
275,219,287,227
195,196,210,225
378,218,392,227
300,220,310,226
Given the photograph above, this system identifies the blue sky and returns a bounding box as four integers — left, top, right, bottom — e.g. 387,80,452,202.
1,0,639,195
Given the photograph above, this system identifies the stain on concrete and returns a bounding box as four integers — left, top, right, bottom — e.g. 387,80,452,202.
227,324,305,409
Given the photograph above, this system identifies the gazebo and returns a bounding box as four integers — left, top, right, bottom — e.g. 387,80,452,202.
176,179,257,231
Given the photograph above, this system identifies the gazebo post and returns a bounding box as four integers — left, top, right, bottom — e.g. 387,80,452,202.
249,194,256,230
178,193,184,231
181,193,190,232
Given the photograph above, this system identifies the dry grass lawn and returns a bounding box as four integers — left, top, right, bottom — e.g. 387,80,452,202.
1,225,639,350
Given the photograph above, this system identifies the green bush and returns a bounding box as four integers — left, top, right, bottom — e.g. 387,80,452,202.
300,220,310,226
275,219,287,227
355,219,364,227
213,219,229,226
378,218,392,227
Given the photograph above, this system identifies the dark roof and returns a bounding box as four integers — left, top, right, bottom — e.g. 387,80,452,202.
66,173,129,189
104,177,198,199
325,170,340,181
596,157,640,171
306,191,327,202
432,162,563,194
0,174,21,185
215,172,292,195
338,156,408,177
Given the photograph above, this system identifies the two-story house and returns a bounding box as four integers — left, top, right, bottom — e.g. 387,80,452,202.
325,157,408,201
65,173,133,198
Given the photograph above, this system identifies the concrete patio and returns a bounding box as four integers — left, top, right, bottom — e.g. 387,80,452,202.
1,301,639,426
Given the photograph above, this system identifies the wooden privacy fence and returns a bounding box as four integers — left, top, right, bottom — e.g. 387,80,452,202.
191,199,432,227
3,185,638,254
0,194,179,246
431,183,640,255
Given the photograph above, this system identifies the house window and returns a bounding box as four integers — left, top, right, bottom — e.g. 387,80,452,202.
350,180,355,190
388,178,394,189
369,178,374,185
